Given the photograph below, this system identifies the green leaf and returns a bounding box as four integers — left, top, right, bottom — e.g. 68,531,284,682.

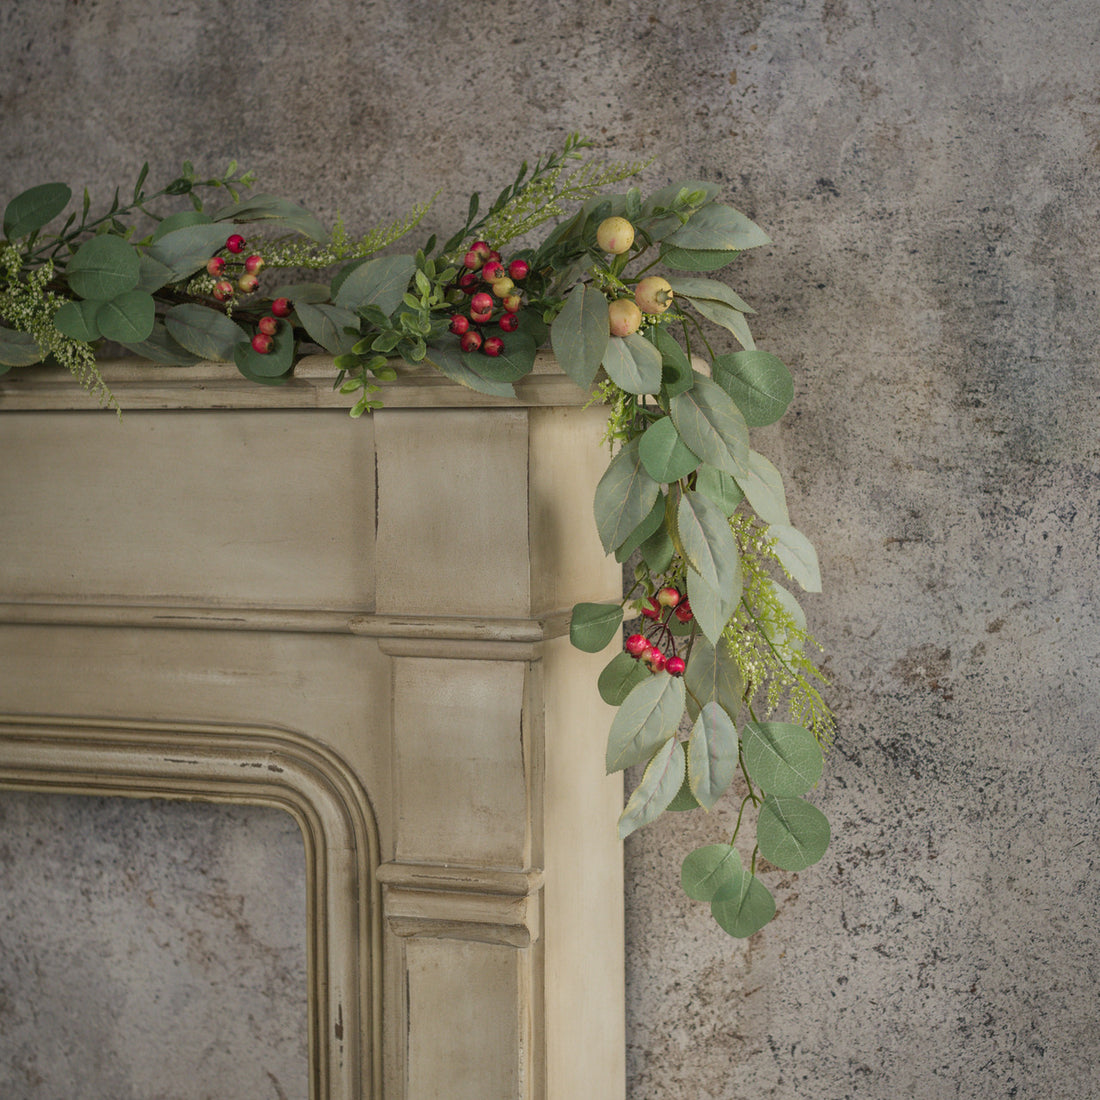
468,331,537,383
688,702,739,810
639,519,674,574
95,290,155,343
677,490,741,595
683,636,743,722
712,350,794,427
667,761,702,811
67,235,140,300
233,329,295,379
0,326,44,367
638,417,700,483
119,321,202,366
598,651,651,706
212,193,327,242
268,281,330,303
135,253,175,294
651,326,693,396
768,524,822,593
681,844,742,902
756,795,830,871
421,342,516,398
605,672,686,773
735,450,790,526
741,722,823,797
145,224,242,279
614,492,667,563
569,602,624,653
689,295,756,350
4,182,71,239
665,276,754,316
659,244,737,272
165,303,248,362
639,181,721,240
669,373,749,477
618,738,685,839
53,299,102,342
710,873,776,937
294,301,359,355
593,437,661,554
233,353,292,387
149,209,212,242
550,283,609,388
334,254,417,315
687,565,741,647
601,333,662,395
665,203,771,251
695,465,744,516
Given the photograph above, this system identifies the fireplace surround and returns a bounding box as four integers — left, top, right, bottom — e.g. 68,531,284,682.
0,354,626,1099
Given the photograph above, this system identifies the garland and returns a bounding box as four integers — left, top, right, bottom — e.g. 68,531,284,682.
0,137,834,939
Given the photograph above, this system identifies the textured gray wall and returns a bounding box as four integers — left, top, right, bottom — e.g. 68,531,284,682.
2,0,1099,1097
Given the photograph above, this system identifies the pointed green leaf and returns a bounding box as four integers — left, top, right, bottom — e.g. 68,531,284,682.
135,253,175,294
638,417,700,483
768,524,822,593
468,331,536,383
690,296,755,350
233,329,295,379
712,350,794,426
683,636,744,722
4,182,71,239
569,602,624,653
666,276,754,316
742,722,823,797
614,492,667,563
757,795,830,871
665,203,771,251
120,321,202,366
695,465,744,516
268,281,330,303
145,224,242,279
681,844,742,901
212,193,327,242
735,450,790,527
678,490,740,595
598,651,651,706
651,326,693,396
639,518,674,573
593,438,661,554
334,254,416,315
688,702,739,809
53,299,102,342
605,672,686,773
550,283,609,388
67,235,140,300
618,739,685,839
165,303,248,362
422,343,515,398
601,333,662,395
710,873,776,937
294,301,359,355
95,290,155,343
0,326,44,367
669,373,749,476
687,566,741,647
149,209,212,242
659,244,737,272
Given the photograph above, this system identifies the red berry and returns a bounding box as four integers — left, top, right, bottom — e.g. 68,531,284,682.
458,271,479,293
674,600,693,623
470,292,493,314
482,260,506,283
238,273,259,293
206,256,226,277
647,648,667,673
244,254,264,274
502,292,523,314
212,279,234,301
666,656,686,676
271,298,292,317
251,333,273,354
641,597,661,620
463,249,484,270
469,240,492,263
487,250,501,263
450,314,470,335
625,634,649,657
460,330,482,353
258,316,279,337
657,587,681,609
499,313,519,332
225,234,246,254
482,336,504,357
508,258,529,281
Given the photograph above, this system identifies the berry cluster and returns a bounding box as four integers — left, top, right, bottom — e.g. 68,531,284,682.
205,234,289,354
595,216,675,338
448,240,529,357
625,586,693,676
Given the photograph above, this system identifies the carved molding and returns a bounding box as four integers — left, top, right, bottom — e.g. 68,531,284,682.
0,715,382,1100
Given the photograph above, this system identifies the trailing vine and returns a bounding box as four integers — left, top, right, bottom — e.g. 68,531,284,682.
0,136,834,939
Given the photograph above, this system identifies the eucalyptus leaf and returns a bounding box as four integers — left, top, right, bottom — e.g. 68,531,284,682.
550,282,609,388
95,290,155,343
598,651,651,707
741,722,823,797
212,193,327,242
618,738,685,839
145,224,243,279
67,235,140,300
669,373,749,476
712,350,794,426
665,202,771,252
294,301,359,355
601,333,662,395
681,844,742,902
605,672,686,773
53,299,102,342
233,328,295,379
683,635,744,722
569,602,624,653
334,254,417,316
165,303,248,362
710,873,776,937
0,326,44,367
593,437,661,554
468,331,536,383
638,417,700,483
421,342,515,398
135,253,175,294
149,209,212,242
756,795,830,872
268,281,331,303
768,523,823,593
688,702,739,810
120,321,202,366
3,182,71,240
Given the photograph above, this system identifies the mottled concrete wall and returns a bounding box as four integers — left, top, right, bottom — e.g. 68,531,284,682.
2,0,1099,1097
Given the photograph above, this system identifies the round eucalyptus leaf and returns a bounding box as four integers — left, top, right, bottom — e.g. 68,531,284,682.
233,329,295,379
52,299,102,342
757,795,830,872
639,417,701,483
569,602,624,653
67,234,140,300
597,651,651,707
4,182,71,240
165,304,248,362
681,844,742,902
741,722,823,797
95,290,155,343
710,873,776,937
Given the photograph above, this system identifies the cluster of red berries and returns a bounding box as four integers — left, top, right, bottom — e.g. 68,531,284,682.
205,235,290,354
624,586,694,676
449,240,529,357
250,297,291,354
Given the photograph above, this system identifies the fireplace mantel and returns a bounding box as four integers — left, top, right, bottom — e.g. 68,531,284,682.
0,355,625,1099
